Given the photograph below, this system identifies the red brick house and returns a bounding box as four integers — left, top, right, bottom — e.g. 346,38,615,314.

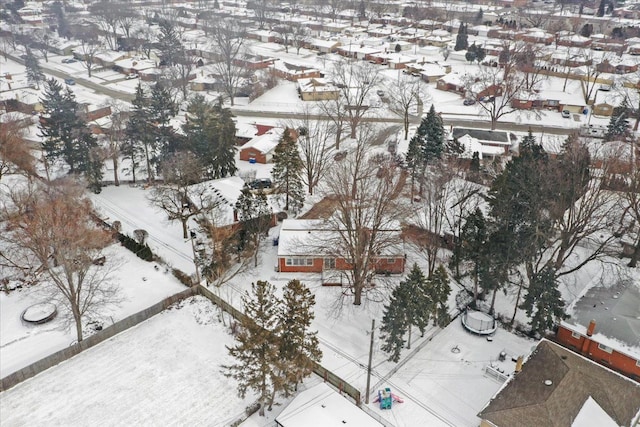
239,128,284,164
556,320,640,381
276,219,406,282
271,61,321,81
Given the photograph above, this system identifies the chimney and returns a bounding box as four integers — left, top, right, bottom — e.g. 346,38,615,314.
233,209,238,223
586,319,596,337
515,356,523,373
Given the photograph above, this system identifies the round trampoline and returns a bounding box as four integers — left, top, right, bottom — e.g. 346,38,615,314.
461,309,497,335
21,303,57,324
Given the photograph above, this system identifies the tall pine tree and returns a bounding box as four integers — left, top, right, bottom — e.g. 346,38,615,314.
277,279,322,395
428,265,452,327
457,207,488,303
271,130,305,213
236,186,272,267
605,100,630,141
183,95,237,179
25,49,45,89
520,266,567,335
224,281,281,416
125,83,155,183
454,22,468,51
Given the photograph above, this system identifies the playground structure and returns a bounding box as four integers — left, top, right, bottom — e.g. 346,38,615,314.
373,387,404,410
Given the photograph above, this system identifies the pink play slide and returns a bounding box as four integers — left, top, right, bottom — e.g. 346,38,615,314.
390,393,404,403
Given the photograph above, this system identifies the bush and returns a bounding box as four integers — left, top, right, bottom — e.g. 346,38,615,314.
172,268,193,287
118,233,154,261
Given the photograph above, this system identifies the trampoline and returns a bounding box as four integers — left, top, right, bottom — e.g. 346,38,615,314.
461,309,497,335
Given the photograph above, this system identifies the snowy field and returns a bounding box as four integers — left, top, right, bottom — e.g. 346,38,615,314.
0,244,185,377
0,296,257,426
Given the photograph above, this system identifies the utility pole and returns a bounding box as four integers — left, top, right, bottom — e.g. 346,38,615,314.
365,318,375,404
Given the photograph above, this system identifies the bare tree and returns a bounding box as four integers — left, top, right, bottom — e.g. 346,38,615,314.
0,180,118,343
210,19,247,106
387,74,424,140
0,119,37,180
321,60,382,143
117,7,139,40
103,100,129,186
317,127,406,305
291,23,310,55
90,1,120,51
30,30,52,63
617,137,640,267
76,28,101,78
148,152,222,239
282,107,334,195
463,42,530,130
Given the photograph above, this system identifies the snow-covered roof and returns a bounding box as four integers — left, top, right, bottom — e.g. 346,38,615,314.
276,382,383,427
571,397,619,427
240,127,283,155
187,176,246,226
297,78,339,93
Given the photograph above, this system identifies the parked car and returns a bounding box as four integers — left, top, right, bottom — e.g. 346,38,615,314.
61,58,78,64
248,178,273,191
125,73,139,80
598,84,611,91
377,90,385,97
561,110,571,118
463,98,476,106
64,78,75,85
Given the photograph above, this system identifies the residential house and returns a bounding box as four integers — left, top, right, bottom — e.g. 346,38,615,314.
557,33,592,48
451,128,512,156
309,38,341,53
478,340,640,427
420,63,450,83
239,127,288,164
233,54,276,70
517,29,554,45
276,219,405,281
275,383,382,427
235,122,273,146
297,78,340,101
271,61,321,81
436,72,466,95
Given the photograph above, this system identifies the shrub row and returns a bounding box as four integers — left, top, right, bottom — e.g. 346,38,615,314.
117,234,154,261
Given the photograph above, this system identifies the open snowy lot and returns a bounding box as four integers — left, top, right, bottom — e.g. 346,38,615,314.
0,296,256,426
0,244,185,377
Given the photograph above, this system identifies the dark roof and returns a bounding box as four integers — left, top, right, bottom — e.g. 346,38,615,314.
478,340,640,427
451,127,510,143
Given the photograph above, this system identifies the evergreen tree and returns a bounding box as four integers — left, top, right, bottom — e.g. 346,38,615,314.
380,284,409,362
125,83,156,182
469,151,481,181
76,130,103,193
454,23,468,51
580,23,593,38
183,95,237,179
24,49,45,89
458,208,488,303
277,279,322,394
157,19,183,66
596,0,605,17
380,264,432,362
605,100,630,141
423,104,445,163
148,82,178,159
236,186,272,267
271,130,305,213
475,8,484,24
39,78,90,173
406,119,428,197
427,265,451,327
224,281,281,416
520,266,567,335
445,137,465,158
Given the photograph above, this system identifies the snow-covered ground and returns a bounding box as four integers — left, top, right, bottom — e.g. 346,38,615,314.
0,296,258,426
0,244,185,377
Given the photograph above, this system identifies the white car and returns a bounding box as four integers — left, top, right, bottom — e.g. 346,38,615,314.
125,73,139,80
561,110,571,118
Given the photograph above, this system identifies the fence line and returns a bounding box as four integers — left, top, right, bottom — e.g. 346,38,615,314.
1,287,196,392
3,284,363,411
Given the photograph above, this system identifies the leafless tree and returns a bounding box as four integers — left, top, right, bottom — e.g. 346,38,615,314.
148,152,222,239
76,28,101,78
0,119,37,181
291,23,310,55
30,30,52,63
252,0,273,29
210,19,247,106
463,42,530,130
577,49,610,104
102,100,129,186
387,73,425,140
0,180,119,343
616,137,640,267
316,127,406,306
321,60,382,144
90,1,120,51
117,7,139,40
282,107,334,195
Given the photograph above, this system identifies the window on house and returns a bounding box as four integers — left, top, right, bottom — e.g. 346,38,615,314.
598,343,613,354
285,258,314,266
324,258,336,270
571,331,581,339
387,258,395,264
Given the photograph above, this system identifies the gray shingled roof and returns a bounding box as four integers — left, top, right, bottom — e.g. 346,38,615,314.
478,340,640,427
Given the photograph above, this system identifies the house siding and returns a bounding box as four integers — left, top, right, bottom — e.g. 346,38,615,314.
277,256,405,274
557,324,640,381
